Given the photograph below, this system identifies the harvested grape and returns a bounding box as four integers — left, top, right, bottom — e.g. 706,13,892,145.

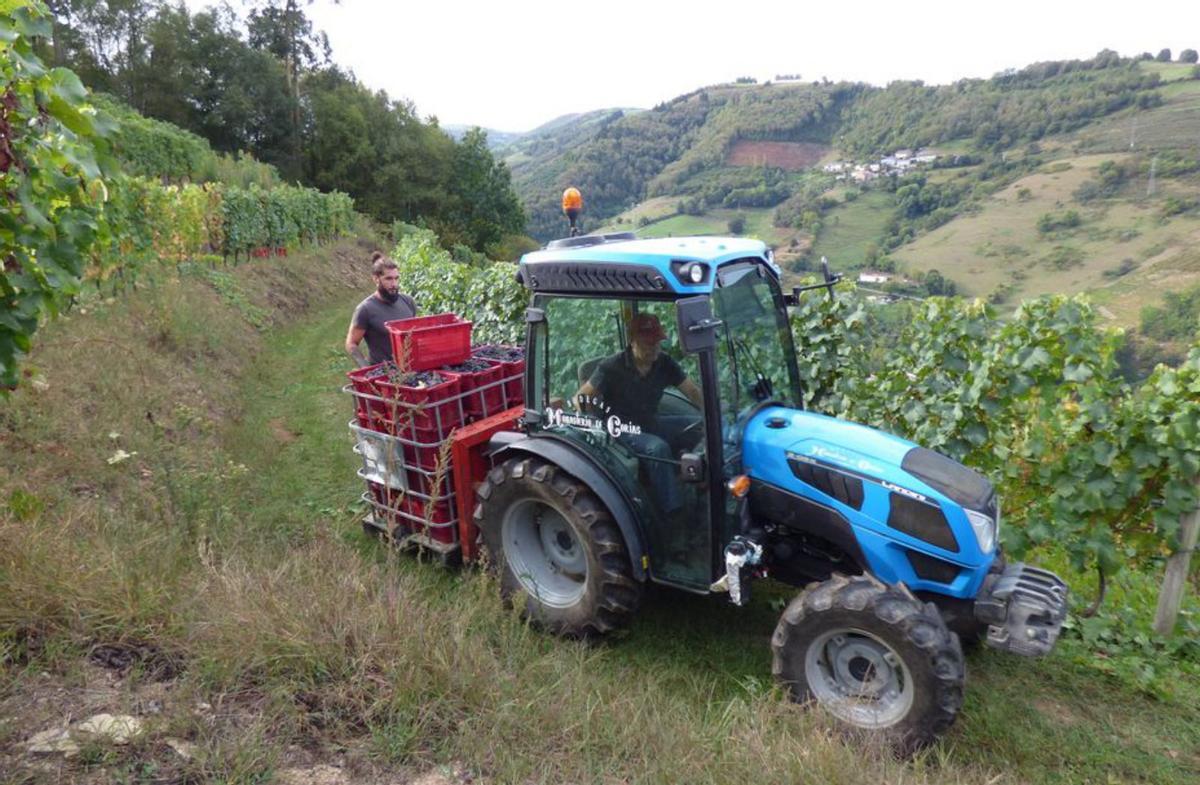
473,344,524,362
445,357,495,373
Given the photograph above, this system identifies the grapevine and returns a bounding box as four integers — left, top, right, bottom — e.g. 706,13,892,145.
1,1,111,388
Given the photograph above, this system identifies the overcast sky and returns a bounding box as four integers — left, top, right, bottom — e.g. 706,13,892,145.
187,0,1200,132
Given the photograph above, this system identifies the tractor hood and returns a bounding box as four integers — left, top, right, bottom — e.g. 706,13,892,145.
740,406,995,515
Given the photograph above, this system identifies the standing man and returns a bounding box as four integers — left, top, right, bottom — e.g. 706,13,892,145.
345,252,417,367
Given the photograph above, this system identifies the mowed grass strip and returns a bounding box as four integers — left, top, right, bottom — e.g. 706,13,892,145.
2,237,1197,783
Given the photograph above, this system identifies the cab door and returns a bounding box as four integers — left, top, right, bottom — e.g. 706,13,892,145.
531,294,714,589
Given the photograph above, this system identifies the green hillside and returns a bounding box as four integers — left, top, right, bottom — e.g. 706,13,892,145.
516,55,1200,343
890,70,1200,325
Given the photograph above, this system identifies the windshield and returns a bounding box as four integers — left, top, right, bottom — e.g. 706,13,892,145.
712,263,801,451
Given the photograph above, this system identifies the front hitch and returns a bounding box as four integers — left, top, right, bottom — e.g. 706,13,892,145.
974,562,1069,657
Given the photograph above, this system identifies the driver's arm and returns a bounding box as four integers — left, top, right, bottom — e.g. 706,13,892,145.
678,377,703,410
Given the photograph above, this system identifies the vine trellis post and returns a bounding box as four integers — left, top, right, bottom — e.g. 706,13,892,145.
1153,476,1200,635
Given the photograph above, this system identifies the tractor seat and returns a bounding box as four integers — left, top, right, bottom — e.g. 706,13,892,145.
578,356,605,386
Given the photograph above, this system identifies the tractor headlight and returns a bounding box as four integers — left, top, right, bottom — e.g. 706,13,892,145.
687,263,705,283
965,509,997,554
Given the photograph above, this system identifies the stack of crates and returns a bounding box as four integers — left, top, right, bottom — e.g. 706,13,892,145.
345,313,525,555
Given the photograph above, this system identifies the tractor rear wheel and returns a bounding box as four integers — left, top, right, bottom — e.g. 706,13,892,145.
771,574,964,755
475,456,642,638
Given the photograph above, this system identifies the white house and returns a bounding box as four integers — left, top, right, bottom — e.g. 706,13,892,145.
858,272,891,284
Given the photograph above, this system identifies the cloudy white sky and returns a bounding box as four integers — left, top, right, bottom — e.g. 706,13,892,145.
188,0,1200,132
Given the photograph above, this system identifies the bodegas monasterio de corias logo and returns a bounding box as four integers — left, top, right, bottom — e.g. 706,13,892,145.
545,395,643,438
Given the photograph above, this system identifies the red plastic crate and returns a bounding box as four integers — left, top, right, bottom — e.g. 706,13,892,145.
472,345,525,408
365,481,419,538
386,313,472,372
401,497,456,544
346,362,396,427
374,372,463,432
442,358,504,419
365,480,456,544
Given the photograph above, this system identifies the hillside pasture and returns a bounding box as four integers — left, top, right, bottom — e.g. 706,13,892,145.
594,196,680,232
630,206,794,246
808,189,896,270
4,237,1200,785
599,200,799,247
726,140,830,170
1071,77,1200,154
891,154,1200,323
1138,60,1199,83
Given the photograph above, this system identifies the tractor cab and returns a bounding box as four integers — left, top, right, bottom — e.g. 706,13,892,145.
513,234,798,591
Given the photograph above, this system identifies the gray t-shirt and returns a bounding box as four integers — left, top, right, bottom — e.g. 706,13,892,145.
353,292,417,364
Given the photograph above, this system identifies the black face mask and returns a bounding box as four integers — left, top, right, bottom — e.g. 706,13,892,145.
377,285,399,304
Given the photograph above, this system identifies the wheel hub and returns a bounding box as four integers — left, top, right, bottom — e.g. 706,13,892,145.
501,498,588,608
804,628,915,729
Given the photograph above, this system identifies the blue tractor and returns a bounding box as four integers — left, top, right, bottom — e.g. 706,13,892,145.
477,227,1067,753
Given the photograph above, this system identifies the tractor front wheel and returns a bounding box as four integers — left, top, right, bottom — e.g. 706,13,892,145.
475,456,641,638
771,574,964,755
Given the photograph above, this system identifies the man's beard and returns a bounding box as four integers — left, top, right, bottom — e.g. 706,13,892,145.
377,286,399,304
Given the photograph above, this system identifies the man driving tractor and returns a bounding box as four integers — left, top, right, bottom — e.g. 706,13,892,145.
573,313,703,512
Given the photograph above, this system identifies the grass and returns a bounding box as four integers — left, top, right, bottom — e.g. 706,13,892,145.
1138,61,1198,83
809,190,896,270
2,237,1199,783
1071,75,1200,154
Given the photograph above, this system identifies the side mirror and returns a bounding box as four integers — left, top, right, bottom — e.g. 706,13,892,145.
676,295,722,353
786,256,844,305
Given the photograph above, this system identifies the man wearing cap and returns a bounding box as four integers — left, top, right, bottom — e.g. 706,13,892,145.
574,313,703,513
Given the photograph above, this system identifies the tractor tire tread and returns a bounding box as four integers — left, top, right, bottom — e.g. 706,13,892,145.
476,456,642,638
771,574,964,756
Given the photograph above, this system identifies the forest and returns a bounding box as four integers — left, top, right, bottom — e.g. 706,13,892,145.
43,0,527,253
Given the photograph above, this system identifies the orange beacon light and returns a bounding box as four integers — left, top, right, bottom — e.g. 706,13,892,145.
562,187,583,236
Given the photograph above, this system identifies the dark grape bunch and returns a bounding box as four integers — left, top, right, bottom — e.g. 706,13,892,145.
367,362,446,388
473,344,524,362
445,357,494,373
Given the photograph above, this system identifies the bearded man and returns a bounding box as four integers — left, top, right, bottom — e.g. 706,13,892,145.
345,252,418,367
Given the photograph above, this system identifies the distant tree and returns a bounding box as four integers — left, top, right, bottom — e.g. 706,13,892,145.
863,242,880,264
247,1,332,174
1156,48,1172,62
727,214,747,234
446,127,527,251
1180,49,1199,63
